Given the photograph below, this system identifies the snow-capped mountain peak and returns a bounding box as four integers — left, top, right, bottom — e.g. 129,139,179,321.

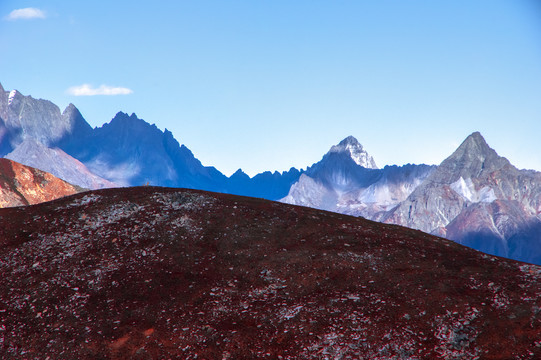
329,136,378,169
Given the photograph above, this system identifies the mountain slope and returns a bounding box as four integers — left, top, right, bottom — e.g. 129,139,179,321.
0,158,81,207
5,138,115,189
0,187,539,359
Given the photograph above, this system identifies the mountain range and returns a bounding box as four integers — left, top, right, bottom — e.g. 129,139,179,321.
0,83,301,199
1,82,540,264
1,186,539,358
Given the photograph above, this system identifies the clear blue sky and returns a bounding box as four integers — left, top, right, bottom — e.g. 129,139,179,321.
1,1,541,176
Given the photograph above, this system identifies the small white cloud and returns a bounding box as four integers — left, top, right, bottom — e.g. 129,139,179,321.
67,84,133,96
6,8,46,21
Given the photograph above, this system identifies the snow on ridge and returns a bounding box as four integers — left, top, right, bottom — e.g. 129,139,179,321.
348,143,376,169
8,90,17,106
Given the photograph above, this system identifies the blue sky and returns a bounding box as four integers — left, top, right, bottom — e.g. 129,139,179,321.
1,1,541,176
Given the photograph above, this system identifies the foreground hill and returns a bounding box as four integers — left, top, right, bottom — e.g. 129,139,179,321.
0,187,539,359
0,158,82,207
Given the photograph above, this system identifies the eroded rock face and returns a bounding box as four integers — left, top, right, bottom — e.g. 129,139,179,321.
0,186,539,359
0,158,81,207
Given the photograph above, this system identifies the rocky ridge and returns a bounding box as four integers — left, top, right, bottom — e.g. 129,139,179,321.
282,132,541,264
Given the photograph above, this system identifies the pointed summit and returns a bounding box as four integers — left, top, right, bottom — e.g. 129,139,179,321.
437,132,511,181
456,131,492,155
60,103,92,137
329,136,378,169
62,103,79,116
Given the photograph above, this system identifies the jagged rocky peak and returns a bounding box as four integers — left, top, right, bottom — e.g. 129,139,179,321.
437,132,512,181
328,135,378,169
230,168,250,179
106,111,157,132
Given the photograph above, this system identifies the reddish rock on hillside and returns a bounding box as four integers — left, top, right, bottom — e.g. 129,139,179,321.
0,187,540,359
0,158,82,207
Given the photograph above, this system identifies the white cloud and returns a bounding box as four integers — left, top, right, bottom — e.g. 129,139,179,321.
66,84,133,96
6,8,46,21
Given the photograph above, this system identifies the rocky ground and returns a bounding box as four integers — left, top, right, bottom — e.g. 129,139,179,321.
0,186,540,359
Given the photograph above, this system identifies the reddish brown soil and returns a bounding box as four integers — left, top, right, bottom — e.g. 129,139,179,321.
0,158,80,207
0,186,539,359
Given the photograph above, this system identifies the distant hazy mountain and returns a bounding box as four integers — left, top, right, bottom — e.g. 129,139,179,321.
56,111,227,188
284,132,541,264
0,83,92,153
227,167,303,200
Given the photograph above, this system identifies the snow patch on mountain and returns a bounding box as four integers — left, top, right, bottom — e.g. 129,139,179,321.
8,90,17,106
450,177,497,203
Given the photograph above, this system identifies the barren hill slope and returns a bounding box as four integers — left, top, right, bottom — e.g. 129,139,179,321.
0,187,539,359
0,158,81,207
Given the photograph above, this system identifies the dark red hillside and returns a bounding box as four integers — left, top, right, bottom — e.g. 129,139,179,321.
0,187,540,359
